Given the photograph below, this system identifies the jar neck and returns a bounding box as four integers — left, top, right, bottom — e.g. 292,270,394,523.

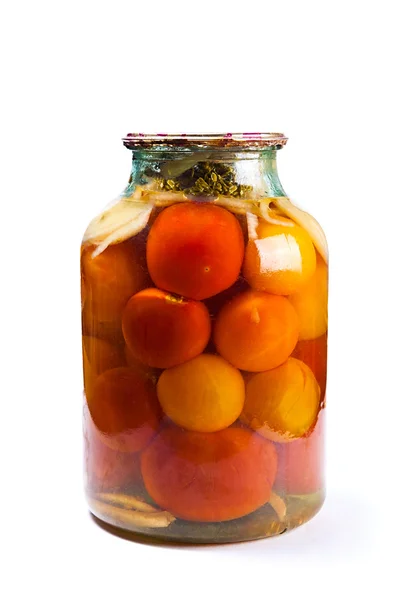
125,149,286,198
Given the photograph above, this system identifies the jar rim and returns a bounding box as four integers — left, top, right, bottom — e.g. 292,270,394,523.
122,132,288,150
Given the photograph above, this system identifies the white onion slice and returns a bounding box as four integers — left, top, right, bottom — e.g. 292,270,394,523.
268,491,287,522
83,189,153,256
259,198,296,227
246,211,259,240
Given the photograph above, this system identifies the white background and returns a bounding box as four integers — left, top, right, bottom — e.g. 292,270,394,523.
1,1,399,598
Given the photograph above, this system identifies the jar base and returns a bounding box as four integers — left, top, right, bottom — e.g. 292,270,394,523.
87,489,325,545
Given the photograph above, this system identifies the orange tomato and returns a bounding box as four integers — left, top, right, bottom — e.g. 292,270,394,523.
214,290,299,372
146,203,244,300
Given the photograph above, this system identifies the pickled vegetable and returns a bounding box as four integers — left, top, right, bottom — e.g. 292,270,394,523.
83,191,153,254
241,358,320,442
243,219,316,295
141,426,277,522
273,196,328,264
81,240,147,343
157,354,245,432
214,290,299,372
146,203,245,300
288,254,328,340
87,367,161,452
122,288,211,368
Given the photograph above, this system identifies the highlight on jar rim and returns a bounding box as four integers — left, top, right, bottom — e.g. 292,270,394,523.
81,131,328,543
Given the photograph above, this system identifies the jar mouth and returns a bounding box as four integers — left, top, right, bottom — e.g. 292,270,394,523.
123,132,288,151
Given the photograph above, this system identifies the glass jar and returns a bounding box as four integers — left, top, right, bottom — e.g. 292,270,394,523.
81,133,328,543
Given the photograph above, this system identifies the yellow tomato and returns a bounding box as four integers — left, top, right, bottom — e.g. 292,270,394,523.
241,358,320,442
243,219,316,295
157,354,245,432
288,254,328,340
